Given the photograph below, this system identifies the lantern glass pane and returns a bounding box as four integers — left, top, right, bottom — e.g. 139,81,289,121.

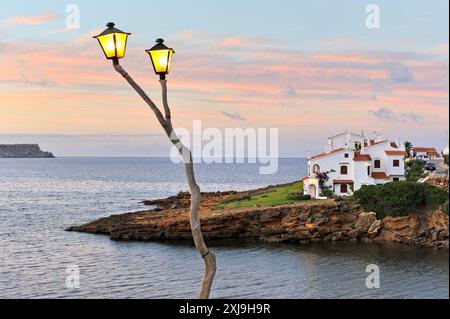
97,34,116,58
114,33,129,58
97,33,129,59
150,49,171,74
167,50,173,73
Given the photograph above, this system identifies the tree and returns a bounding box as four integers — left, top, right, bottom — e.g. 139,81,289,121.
404,141,413,158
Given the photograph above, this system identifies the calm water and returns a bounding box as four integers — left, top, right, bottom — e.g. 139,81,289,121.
0,158,448,299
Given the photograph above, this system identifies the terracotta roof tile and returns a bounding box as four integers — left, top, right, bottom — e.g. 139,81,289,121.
369,140,388,147
413,147,441,157
427,151,441,157
353,152,372,161
371,172,390,179
385,151,406,156
413,147,438,153
310,148,345,160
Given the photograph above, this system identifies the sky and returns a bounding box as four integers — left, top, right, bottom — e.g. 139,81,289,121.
0,0,448,157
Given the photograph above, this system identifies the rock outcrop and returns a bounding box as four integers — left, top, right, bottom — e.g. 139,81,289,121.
67,186,449,249
425,175,449,192
0,144,54,158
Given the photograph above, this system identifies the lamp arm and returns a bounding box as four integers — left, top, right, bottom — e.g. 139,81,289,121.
113,61,216,299
160,80,172,123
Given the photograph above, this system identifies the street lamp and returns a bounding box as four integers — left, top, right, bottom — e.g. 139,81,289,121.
146,38,175,80
93,22,131,62
93,23,216,299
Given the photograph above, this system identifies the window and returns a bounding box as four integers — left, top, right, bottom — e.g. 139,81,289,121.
367,166,371,176
340,165,348,175
374,160,381,169
340,184,348,193
313,164,320,174
344,153,349,158
393,160,400,167
393,178,400,182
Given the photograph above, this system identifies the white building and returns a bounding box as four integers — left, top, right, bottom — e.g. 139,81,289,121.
303,131,406,198
411,147,442,160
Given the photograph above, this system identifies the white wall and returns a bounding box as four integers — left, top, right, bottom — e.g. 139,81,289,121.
354,161,373,190
329,133,366,150
309,150,354,191
386,155,405,176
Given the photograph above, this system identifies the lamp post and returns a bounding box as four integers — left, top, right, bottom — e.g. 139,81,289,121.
94,22,216,299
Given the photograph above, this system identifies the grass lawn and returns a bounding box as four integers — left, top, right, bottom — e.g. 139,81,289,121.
218,181,305,209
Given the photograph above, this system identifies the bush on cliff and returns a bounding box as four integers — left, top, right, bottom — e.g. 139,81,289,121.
353,181,449,218
406,160,425,181
287,193,311,201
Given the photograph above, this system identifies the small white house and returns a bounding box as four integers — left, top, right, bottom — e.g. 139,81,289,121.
304,131,406,198
411,147,442,160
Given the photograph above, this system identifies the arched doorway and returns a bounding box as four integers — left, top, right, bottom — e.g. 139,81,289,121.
309,184,317,199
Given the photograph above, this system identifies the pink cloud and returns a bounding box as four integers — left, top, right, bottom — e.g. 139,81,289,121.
2,11,58,26
0,33,448,139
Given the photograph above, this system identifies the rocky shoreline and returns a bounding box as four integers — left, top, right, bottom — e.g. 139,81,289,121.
67,183,449,249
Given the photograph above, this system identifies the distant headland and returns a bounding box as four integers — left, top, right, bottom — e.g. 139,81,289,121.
0,144,55,158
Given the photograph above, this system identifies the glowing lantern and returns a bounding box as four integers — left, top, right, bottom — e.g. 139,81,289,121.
146,39,175,79
93,22,131,61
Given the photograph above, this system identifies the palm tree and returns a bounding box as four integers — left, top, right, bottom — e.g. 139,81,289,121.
404,141,413,158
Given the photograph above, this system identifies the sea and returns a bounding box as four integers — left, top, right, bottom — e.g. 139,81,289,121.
0,158,448,299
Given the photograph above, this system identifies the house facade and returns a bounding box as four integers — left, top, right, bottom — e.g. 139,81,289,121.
303,131,406,198
411,147,442,160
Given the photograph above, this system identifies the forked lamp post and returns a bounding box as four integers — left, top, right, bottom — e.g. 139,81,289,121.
94,22,216,299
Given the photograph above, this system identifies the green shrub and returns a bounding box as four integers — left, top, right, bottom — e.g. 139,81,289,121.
320,189,335,198
406,160,425,181
221,194,252,204
353,181,448,219
287,192,311,201
423,183,449,209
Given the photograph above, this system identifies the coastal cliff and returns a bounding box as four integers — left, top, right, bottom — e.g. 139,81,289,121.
67,185,449,249
0,144,54,158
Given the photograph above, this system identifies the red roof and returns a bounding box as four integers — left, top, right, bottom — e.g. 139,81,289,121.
385,151,406,156
427,151,441,157
413,147,441,158
333,180,354,184
371,172,390,180
310,148,345,160
353,151,372,161
413,147,438,153
367,140,388,148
